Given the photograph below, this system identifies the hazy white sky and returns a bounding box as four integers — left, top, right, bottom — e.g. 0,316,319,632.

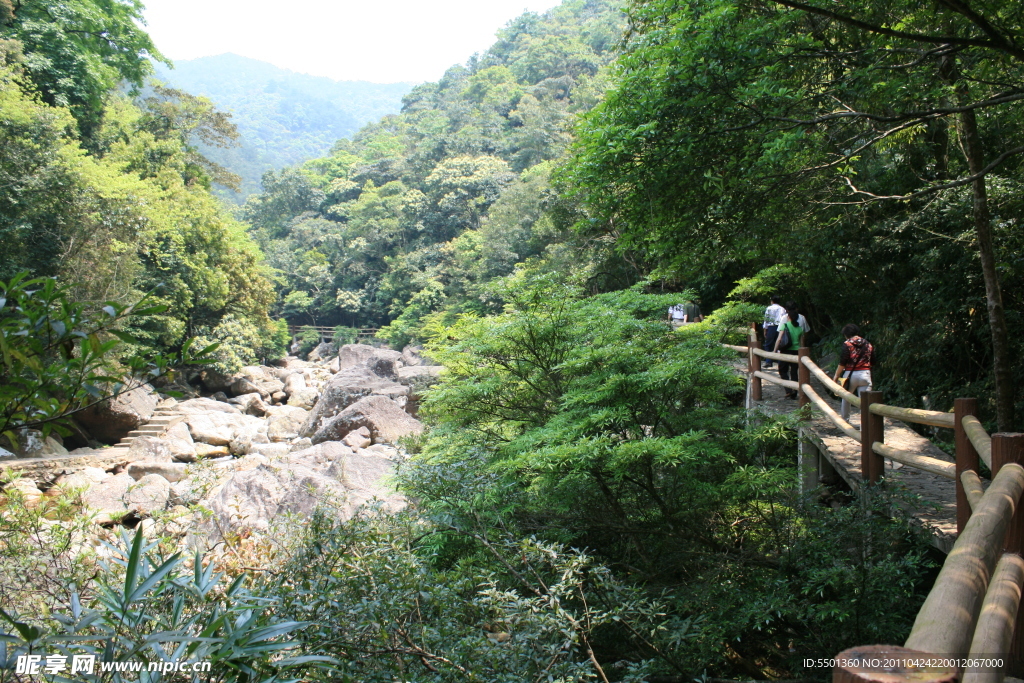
141,0,564,84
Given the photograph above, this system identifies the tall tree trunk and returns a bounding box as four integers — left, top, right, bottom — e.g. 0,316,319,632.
957,108,1015,431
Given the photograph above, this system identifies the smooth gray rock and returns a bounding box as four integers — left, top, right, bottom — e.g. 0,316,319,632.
228,392,269,417
307,342,334,363
230,376,268,399
283,372,306,396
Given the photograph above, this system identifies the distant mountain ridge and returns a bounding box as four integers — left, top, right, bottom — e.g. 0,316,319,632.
154,54,415,200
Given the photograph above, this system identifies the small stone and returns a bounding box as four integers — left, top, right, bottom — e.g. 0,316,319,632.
194,443,230,458
342,426,372,449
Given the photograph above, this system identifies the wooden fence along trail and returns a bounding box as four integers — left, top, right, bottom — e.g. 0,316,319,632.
724,325,1024,683
286,325,379,341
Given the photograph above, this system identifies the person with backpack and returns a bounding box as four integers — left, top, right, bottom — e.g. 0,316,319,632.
833,324,874,420
772,303,804,399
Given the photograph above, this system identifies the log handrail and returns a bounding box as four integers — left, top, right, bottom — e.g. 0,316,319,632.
753,371,798,391
869,402,955,429
961,470,986,510
962,414,994,470
752,348,800,362
963,553,1024,683
801,383,861,442
871,442,956,480
904,462,1024,656
801,354,861,408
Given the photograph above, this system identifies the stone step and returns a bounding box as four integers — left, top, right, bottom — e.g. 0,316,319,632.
126,429,163,438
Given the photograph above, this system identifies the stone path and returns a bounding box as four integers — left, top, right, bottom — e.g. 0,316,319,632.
748,360,957,553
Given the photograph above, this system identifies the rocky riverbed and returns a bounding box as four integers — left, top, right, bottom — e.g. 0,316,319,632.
0,343,442,550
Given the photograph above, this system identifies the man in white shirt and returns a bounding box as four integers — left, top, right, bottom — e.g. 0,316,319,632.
667,300,702,330
763,295,785,367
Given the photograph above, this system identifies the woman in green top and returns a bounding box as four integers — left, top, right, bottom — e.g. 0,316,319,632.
772,304,804,399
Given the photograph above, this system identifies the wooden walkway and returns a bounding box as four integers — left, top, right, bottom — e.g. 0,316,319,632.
749,362,957,553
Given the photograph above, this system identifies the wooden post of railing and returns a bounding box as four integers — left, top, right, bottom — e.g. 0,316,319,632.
860,391,884,483
991,433,1024,676
797,346,810,409
955,398,980,534
749,324,762,402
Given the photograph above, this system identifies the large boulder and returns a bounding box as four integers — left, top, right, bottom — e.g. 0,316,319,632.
299,366,408,438
185,412,262,446
162,422,198,463
401,345,425,366
266,406,308,442
283,372,306,396
75,384,158,444
337,344,403,378
307,342,335,363
82,472,135,522
200,441,402,539
325,446,405,515
174,398,241,415
126,474,171,514
230,376,269,399
198,368,234,393
12,430,69,458
310,395,423,445
287,387,319,410
227,392,268,417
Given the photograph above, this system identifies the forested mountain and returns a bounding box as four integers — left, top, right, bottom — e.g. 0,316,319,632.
244,0,628,345
155,55,413,199
0,0,280,373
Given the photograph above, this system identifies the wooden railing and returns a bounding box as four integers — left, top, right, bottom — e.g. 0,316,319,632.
286,325,379,340
723,324,1024,681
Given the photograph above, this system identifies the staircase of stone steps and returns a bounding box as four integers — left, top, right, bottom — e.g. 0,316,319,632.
109,410,184,451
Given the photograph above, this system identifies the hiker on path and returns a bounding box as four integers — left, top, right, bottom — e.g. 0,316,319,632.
833,324,874,421
782,300,811,334
667,299,703,330
773,303,804,400
762,295,785,368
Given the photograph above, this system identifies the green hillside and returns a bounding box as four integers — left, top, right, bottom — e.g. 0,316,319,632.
154,54,414,199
